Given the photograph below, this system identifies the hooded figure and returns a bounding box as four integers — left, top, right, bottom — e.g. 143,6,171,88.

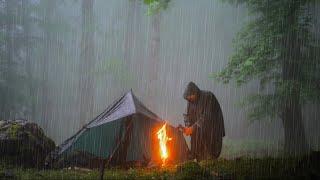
181,82,225,160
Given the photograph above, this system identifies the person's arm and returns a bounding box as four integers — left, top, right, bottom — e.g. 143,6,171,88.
179,110,210,136
179,115,204,136
180,96,214,135
177,124,193,136
193,114,205,129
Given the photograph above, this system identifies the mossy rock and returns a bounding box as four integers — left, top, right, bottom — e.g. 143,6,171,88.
0,119,55,168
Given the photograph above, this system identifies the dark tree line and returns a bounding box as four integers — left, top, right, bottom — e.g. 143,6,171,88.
0,0,96,128
1,0,32,119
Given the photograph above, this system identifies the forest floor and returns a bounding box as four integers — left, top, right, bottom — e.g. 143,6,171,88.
1,139,319,179
1,153,319,180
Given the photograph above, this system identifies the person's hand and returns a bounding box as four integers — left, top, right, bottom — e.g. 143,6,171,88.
177,124,193,136
183,126,193,136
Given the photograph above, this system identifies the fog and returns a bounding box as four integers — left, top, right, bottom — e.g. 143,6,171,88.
2,0,319,154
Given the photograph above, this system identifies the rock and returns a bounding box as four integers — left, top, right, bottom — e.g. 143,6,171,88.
0,119,55,168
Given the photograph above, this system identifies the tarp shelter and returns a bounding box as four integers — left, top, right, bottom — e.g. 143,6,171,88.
55,90,189,166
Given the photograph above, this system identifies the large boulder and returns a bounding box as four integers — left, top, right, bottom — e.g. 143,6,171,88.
0,119,55,168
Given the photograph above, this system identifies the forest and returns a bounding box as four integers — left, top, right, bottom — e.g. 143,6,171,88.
0,0,319,179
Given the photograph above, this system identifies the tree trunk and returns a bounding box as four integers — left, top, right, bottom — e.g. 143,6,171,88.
281,64,308,156
122,0,140,88
281,2,308,156
124,0,139,68
22,0,36,120
2,0,15,119
79,0,95,126
147,12,161,111
41,0,55,129
281,57,308,156
282,99,307,156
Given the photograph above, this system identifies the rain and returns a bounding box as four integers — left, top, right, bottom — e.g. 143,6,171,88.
0,0,319,179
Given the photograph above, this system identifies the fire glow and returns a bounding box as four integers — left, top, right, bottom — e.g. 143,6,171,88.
157,123,172,166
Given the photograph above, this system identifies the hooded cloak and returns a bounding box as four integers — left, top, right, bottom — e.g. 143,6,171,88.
183,82,225,159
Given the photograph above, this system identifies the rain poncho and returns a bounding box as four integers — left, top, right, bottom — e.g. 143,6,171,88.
183,82,225,159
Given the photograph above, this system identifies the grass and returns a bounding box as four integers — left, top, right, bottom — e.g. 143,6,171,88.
1,155,319,180
1,139,318,179
220,137,283,159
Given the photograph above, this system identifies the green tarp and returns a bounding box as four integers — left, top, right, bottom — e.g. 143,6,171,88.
56,91,189,166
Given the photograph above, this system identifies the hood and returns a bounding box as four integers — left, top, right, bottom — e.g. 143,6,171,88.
183,82,200,100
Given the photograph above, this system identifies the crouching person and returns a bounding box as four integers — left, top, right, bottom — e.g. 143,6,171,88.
178,82,225,161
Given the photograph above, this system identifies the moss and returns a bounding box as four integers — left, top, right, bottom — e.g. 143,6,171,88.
0,121,55,168
7,123,22,139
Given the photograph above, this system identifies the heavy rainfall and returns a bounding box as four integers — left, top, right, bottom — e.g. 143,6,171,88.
0,0,319,179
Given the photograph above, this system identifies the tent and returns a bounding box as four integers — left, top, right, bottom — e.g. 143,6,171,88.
55,90,189,167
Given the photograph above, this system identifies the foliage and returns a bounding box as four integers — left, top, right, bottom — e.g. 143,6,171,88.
142,0,171,15
214,0,320,122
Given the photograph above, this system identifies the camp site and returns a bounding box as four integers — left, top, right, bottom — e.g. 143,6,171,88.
0,0,319,179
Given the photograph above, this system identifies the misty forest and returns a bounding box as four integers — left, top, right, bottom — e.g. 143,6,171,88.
0,0,319,179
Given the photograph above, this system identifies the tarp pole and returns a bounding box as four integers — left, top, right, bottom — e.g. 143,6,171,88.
99,158,106,180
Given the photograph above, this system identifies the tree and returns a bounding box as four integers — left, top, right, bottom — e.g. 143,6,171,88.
142,0,169,110
124,0,140,68
22,0,37,120
215,0,319,156
1,0,16,119
38,0,57,129
143,0,319,156
147,6,161,110
0,0,29,119
78,0,95,126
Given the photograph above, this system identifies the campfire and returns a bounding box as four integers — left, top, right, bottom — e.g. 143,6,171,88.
157,123,172,166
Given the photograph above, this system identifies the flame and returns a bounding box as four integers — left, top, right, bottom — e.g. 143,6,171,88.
157,123,172,166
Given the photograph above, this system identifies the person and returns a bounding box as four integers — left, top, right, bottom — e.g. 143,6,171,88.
178,82,225,160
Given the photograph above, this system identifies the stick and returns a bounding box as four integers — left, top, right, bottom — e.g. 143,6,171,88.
99,158,106,180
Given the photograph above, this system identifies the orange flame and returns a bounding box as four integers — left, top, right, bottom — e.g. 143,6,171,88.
157,123,172,166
